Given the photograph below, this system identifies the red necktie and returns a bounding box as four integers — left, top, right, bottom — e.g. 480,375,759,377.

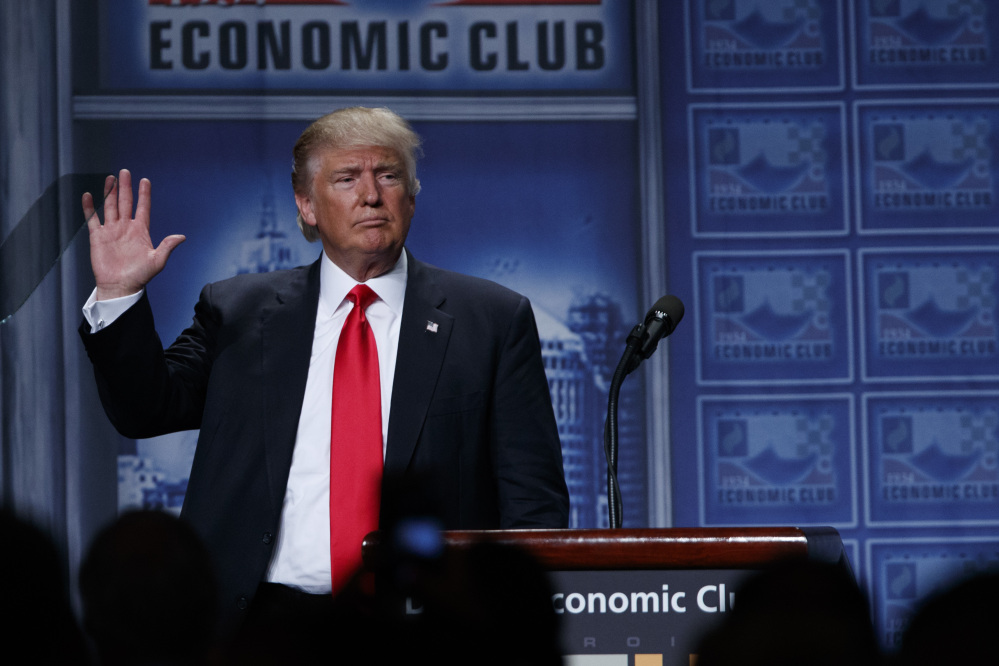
330,284,382,593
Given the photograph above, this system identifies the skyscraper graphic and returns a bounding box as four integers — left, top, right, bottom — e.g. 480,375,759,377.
236,195,299,274
534,309,595,528
558,294,647,527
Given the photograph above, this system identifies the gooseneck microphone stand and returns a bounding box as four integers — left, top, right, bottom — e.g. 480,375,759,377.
604,295,684,529
604,323,644,529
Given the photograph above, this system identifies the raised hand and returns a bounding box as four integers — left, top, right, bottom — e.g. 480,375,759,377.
84,169,186,301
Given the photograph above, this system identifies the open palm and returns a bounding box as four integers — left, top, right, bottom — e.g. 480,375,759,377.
84,169,185,300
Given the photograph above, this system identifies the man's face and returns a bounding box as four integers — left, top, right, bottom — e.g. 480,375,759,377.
295,144,415,280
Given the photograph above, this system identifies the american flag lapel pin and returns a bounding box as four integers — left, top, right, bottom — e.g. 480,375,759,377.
426,320,439,333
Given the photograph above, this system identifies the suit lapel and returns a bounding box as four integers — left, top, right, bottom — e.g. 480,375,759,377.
385,251,453,476
260,258,322,510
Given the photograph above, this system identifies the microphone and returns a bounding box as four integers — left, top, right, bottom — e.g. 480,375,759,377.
605,294,685,528
626,295,685,374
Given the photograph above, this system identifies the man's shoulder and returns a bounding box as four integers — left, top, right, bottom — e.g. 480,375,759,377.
199,261,318,310
211,262,314,288
412,258,526,309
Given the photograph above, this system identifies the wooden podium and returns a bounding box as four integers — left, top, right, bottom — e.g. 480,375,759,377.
364,526,848,666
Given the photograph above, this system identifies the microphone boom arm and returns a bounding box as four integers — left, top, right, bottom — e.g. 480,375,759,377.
604,323,644,529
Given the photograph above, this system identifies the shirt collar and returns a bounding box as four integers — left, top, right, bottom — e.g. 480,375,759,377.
319,249,408,315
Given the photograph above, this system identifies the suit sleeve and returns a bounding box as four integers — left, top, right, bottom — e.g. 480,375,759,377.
79,286,219,439
489,296,570,528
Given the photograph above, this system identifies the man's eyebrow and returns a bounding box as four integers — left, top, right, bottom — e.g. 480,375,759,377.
327,160,401,176
330,162,361,173
326,164,358,176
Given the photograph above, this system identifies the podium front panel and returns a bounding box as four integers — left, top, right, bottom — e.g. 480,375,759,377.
552,568,753,665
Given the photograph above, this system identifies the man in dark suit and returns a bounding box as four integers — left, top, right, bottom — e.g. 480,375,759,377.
80,107,568,634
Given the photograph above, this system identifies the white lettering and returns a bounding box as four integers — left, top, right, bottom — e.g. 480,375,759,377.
609,592,629,613
565,592,586,614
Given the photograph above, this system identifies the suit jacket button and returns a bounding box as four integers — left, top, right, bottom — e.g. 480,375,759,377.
237,596,248,610
262,532,273,545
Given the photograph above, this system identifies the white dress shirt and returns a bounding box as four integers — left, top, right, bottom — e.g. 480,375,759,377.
83,250,408,594
266,251,406,592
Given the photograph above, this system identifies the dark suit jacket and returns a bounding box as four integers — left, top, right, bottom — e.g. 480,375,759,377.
80,249,569,628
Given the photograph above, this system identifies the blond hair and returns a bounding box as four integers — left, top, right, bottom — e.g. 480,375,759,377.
291,107,422,242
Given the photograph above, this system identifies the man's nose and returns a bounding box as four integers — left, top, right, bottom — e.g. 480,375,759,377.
358,172,381,204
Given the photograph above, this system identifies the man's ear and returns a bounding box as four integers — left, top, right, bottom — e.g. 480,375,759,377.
295,192,316,226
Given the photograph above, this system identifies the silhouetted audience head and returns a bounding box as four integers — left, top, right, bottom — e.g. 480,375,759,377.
79,510,218,666
327,522,562,665
894,568,999,666
695,557,882,666
419,539,562,665
0,507,89,664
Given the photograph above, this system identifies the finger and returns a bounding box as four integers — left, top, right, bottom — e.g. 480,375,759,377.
102,174,116,200
82,192,98,229
104,173,119,223
135,177,152,227
118,169,134,222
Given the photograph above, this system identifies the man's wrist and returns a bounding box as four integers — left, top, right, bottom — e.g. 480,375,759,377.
96,284,143,301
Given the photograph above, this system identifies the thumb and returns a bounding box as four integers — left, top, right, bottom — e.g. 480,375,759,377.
156,234,187,257
153,234,187,269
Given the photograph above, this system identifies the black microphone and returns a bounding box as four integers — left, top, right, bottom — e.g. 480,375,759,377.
626,295,685,374
606,294,685,528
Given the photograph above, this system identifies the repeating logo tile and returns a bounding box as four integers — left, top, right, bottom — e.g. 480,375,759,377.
694,251,852,385
856,103,999,234
867,539,999,650
864,392,999,526
686,0,843,92
860,248,999,380
854,0,999,89
698,394,855,526
690,105,848,238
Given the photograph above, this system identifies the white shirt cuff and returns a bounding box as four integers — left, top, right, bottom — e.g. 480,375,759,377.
82,288,144,333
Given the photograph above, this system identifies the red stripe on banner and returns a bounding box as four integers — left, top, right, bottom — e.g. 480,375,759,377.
436,0,600,5
149,0,349,6
147,0,598,5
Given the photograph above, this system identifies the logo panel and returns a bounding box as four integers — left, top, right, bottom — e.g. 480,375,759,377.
857,103,999,233
856,0,999,89
699,395,855,526
695,251,851,384
861,248,999,380
868,539,999,650
691,105,847,237
687,0,843,91
865,393,999,525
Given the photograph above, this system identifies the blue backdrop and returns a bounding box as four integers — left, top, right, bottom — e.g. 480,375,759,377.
4,0,998,660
